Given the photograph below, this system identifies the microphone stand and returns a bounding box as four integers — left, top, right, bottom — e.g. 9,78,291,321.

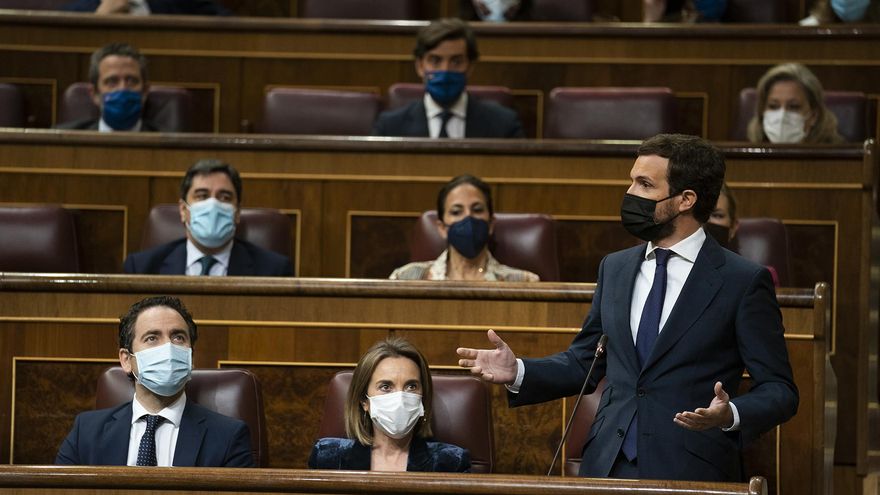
547,334,608,476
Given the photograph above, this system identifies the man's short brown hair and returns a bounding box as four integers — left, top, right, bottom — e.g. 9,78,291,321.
413,18,479,62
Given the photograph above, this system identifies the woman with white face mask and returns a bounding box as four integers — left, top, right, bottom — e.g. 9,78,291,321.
308,337,470,472
747,63,843,144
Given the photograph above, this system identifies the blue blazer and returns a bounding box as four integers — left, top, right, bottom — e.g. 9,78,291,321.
55,400,254,467
63,0,230,14
123,238,293,276
511,234,798,481
308,437,470,472
372,97,524,138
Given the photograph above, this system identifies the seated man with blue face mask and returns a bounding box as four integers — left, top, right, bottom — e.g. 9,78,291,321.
56,43,159,132
372,18,524,139
56,296,253,466
123,159,293,276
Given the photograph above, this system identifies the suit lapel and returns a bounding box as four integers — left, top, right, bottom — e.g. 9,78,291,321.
642,236,724,371
227,240,255,275
159,242,187,275
98,405,133,465
172,400,207,467
612,245,646,376
410,101,430,137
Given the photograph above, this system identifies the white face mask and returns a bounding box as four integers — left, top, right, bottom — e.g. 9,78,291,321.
367,391,424,439
476,0,521,22
762,108,807,144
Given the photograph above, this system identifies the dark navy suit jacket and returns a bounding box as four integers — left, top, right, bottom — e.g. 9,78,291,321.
63,0,229,14
55,118,162,131
55,400,253,466
511,234,798,481
308,437,470,472
123,238,293,276
372,97,524,138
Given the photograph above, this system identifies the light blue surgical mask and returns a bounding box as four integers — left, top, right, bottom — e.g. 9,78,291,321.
133,342,192,397
425,71,467,107
187,198,236,248
101,89,143,130
832,0,869,21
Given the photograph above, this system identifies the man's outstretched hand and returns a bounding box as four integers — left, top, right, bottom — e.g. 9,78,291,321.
674,381,734,431
456,329,518,385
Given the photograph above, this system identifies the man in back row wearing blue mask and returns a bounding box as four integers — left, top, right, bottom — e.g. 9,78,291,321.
372,18,524,139
56,43,160,132
123,159,294,276
56,296,253,466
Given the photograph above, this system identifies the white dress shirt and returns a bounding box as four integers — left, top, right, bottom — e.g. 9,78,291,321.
424,93,467,138
98,118,143,132
184,238,232,276
127,392,186,466
127,0,151,15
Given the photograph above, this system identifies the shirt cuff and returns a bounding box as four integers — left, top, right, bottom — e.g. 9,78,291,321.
505,358,525,394
722,401,741,431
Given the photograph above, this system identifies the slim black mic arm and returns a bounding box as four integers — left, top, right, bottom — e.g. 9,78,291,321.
547,334,608,476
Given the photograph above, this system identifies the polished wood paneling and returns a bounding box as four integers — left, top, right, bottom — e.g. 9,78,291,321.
0,465,768,494
1,14,879,139
0,275,831,495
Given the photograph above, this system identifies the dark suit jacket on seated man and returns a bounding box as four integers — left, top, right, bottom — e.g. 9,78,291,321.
372,18,524,139
56,296,253,467
55,42,170,132
458,133,798,482
123,159,293,276
63,0,230,15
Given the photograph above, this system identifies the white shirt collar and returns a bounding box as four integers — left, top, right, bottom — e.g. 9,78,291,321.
423,92,468,119
98,118,143,132
131,391,186,427
185,238,233,273
645,226,706,263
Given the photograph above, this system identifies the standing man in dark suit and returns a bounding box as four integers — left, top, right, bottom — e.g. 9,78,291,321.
123,159,293,276
56,43,164,132
56,296,253,466
372,18,524,139
457,134,798,481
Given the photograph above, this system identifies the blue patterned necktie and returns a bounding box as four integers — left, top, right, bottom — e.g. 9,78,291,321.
136,414,163,466
621,248,671,462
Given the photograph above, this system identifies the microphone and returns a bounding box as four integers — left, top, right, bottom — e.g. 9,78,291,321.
546,334,608,476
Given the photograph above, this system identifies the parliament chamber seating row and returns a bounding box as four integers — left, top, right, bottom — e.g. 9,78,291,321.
2,81,875,143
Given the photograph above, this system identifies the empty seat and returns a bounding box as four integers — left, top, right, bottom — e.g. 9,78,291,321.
732,217,792,287
409,211,560,281
386,83,515,110
95,367,269,467
0,83,26,127
258,88,381,136
57,83,194,132
545,87,677,140
300,0,420,19
0,205,79,272
563,378,606,476
317,371,494,473
722,0,788,22
140,204,292,258
530,0,593,21
731,87,871,142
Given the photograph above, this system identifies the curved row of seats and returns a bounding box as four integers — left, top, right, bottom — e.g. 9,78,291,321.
1,82,872,142
0,204,793,285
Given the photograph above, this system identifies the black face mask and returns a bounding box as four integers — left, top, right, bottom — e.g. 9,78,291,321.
620,193,680,242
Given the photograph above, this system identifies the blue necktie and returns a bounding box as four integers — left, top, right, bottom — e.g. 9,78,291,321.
621,248,671,462
198,255,217,276
136,414,163,466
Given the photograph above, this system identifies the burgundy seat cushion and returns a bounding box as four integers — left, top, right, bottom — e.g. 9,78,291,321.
316,371,494,473
410,211,560,281
258,88,381,135
530,0,593,21
0,83,26,127
300,0,420,19
95,367,269,467
545,87,677,140
732,217,792,287
0,205,79,272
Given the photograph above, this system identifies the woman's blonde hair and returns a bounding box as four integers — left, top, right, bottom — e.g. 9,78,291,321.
345,337,434,446
746,63,843,144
